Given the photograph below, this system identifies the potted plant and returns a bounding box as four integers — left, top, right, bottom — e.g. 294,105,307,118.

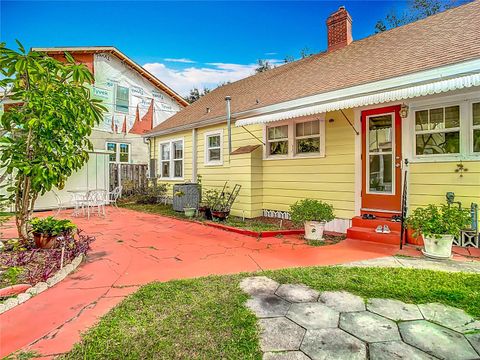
211,190,231,221
405,204,470,259
183,203,196,218
200,189,220,220
30,216,77,249
290,199,335,241
175,191,197,218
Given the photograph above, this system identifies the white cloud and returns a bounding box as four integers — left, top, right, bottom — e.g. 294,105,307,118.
144,59,283,96
163,58,196,64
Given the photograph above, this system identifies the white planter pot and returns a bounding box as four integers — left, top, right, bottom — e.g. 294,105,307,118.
422,234,454,259
304,221,326,241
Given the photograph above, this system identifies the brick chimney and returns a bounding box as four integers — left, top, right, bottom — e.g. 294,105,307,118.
326,6,352,52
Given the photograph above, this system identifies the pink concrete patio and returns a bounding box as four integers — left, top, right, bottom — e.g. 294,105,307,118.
0,208,401,358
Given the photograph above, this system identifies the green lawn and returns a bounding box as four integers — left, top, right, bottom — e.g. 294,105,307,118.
62,266,480,359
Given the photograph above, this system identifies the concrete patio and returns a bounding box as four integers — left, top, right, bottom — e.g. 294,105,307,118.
0,208,400,358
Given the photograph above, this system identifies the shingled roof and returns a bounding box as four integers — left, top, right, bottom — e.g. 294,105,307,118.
147,1,480,136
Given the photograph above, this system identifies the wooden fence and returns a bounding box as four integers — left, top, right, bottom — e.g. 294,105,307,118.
109,163,148,195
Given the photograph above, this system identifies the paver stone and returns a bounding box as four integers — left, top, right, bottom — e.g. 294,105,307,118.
339,311,400,342
286,302,339,329
240,276,279,296
318,291,365,312
367,298,423,321
369,340,437,360
418,303,480,333
275,284,319,303
300,328,366,360
246,295,291,318
259,317,305,352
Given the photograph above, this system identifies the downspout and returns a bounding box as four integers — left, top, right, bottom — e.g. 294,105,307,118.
192,128,197,182
225,96,232,162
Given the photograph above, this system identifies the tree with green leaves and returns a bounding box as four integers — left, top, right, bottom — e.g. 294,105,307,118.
375,0,471,33
184,87,210,104
0,42,106,241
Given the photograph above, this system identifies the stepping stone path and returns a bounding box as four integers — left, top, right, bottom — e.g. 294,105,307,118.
240,276,480,360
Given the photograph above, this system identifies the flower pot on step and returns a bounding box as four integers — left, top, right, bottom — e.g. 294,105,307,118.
422,234,454,259
304,221,326,241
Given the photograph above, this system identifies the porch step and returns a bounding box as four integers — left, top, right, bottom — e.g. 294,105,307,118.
347,226,401,245
351,216,402,232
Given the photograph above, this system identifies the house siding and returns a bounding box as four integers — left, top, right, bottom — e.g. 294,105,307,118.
409,161,480,210
151,110,356,219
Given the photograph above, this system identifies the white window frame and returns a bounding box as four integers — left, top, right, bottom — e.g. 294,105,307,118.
413,103,462,159
106,142,131,163
365,112,395,195
158,138,184,180
263,114,326,160
470,99,480,154
407,93,480,162
204,129,224,166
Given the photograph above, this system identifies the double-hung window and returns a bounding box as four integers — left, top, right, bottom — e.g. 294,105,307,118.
295,120,321,154
473,102,480,153
414,105,460,156
267,125,289,156
159,139,183,179
205,130,223,165
106,142,130,163
265,116,325,158
115,85,129,113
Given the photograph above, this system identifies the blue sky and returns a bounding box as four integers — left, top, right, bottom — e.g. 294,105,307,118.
1,1,405,95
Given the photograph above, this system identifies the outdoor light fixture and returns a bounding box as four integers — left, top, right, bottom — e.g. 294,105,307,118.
399,103,409,118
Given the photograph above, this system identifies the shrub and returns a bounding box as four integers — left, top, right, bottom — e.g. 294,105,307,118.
30,216,77,236
289,199,335,225
405,204,471,238
135,184,169,204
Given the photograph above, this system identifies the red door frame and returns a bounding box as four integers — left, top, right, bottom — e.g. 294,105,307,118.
361,105,402,214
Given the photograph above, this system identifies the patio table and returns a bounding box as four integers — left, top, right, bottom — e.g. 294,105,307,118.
67,189,106,217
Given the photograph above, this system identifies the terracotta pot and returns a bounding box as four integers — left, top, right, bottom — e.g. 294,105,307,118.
33,233,57,249
406,228,424,246
212,210,229,221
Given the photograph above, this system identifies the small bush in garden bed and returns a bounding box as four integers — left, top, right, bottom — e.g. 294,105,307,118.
0,230,94,288
119,184,169,205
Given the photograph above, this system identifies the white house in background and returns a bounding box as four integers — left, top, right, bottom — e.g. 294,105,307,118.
33,47,188,166
0,47,188,210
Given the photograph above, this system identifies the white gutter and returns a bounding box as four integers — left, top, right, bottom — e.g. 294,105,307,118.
236,72,480,127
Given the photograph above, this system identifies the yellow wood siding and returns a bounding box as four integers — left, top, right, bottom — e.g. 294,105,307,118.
150,111,356,219
409,161,480,211
150,129,193,187
261,110,355,219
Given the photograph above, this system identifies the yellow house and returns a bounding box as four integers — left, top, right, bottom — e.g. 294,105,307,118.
145,3,480,237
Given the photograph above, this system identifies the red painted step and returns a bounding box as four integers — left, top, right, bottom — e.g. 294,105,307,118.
351,216,402,232
347,226,401,245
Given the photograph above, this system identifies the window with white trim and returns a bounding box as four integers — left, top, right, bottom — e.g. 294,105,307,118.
473,102,480,153
106,142,130,163
159,139,183,179
265,117,325,158
205,131,223,165
267,125,289,156
295,120,321,154
414,105,460,156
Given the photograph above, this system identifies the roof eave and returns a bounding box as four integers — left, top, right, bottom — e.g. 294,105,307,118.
32,46,189,108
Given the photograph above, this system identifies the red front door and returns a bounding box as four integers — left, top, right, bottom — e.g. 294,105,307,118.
361,105,402,214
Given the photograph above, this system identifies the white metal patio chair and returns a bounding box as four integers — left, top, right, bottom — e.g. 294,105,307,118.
53,191,79,216
86,190,108,219
106,186,122,208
